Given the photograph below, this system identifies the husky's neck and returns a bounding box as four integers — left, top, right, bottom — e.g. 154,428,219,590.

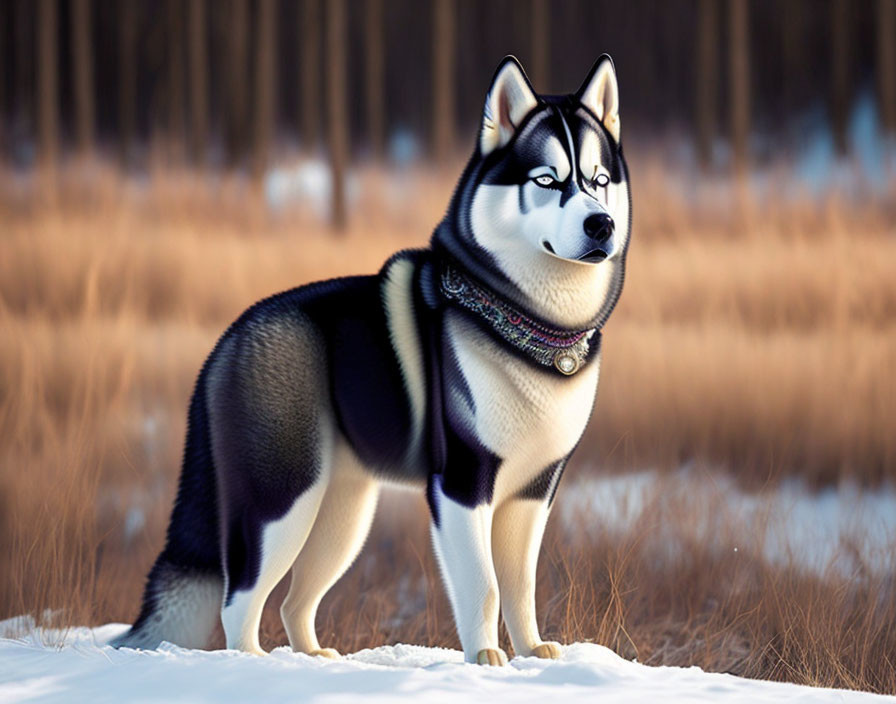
436,259,598,375
431,220,624,331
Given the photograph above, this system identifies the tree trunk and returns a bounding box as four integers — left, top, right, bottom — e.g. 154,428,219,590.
71,0,95,158
14,1,34,143
301,0,320,153
432,0,456,163
37,0,57,179
729,0,749,181
877,0,896,135
227,0,248,167
119,0,137,169
696,0,717,170
830,0,850,155
781,0,802,122
188,0,207,166
252,0,276,186
530,0,549,91
0,2,6,157
365,0,385,159
168,0,184,161
327,0,348,229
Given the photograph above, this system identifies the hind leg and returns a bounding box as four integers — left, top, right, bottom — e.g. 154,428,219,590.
281,454,379,656
220,478,329,654
206,314,336,654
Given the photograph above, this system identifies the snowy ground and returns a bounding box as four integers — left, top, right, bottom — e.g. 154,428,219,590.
1,622,892,704
5,473,894,702
558,468,896,577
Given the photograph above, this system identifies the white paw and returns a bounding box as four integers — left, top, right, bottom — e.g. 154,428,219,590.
309,647,341,659
476,648,509,666
529,641,562,659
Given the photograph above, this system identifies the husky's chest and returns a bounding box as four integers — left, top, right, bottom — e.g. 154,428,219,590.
444,311,600,504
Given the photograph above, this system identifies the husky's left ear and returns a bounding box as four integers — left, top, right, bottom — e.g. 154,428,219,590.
480,56,539,156
577,55,621,142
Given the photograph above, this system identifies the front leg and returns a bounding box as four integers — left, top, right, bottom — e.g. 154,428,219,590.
429,476,507,665
492,497,561,659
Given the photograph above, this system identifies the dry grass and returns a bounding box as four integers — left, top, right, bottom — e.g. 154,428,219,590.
1,158,894,694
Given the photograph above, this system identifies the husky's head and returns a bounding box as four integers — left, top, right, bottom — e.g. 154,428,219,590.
434,55,631,330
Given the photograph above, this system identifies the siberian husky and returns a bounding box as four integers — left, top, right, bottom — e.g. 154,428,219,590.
113,55,631,666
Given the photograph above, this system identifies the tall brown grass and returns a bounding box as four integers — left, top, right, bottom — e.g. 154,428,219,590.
1,159,894,693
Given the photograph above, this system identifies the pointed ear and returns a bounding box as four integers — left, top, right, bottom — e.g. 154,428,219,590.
480,56,539,156
577,55,621,142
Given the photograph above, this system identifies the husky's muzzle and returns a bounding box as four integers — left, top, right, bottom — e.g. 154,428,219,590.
579,213,614,262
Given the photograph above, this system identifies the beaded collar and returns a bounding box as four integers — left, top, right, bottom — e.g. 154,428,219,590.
439,264,597,375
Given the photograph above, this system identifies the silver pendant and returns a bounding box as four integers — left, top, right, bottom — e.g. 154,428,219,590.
553,351,581,375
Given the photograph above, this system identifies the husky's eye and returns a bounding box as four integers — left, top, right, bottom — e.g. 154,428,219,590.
588,166,610,189
533,174,556,188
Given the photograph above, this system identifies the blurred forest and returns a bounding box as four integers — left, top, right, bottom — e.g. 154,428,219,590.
1,0,895,223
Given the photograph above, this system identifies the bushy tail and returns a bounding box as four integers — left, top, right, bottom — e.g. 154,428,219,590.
110,561,222,649
112,366,224,650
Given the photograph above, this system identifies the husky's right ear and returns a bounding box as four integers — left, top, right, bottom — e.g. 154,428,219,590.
480,57,539,156
577,55,621,142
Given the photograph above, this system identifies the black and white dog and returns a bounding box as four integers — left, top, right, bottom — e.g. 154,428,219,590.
114,55,631,666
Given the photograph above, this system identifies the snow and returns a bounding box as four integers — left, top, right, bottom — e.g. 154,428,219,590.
0,622,891,703
559,468,896,577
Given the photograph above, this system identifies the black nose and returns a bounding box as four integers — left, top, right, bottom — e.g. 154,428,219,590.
584,213,614,242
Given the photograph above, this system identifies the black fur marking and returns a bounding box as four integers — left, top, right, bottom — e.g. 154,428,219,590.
518,458,567,501
426,323,502,520
161,364,222,573
202,265,424,602
436,339,502,509
548,461,568,506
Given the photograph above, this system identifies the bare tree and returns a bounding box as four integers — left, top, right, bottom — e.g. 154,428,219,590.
188,0,208,165
0,3,6,157
37,0,57,179
729,0,749,181
167,0,185,161
327,0,348,229
696,0,718,170
71,0,95,158
253,0,276,185
877,0,896,135
119,0,137,168
432,0,456,163
15,0,35,140
301,0,321,153
365,0,385,159
831,0,850,155
530,0,549,91
226,0,249,166
781,0,803,122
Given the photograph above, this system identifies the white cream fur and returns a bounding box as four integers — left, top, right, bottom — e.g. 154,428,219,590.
430,482,504,663
281,455,379,654
221,477,329,654
446,312,600,505
382,257,426,466
492,499,553,656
